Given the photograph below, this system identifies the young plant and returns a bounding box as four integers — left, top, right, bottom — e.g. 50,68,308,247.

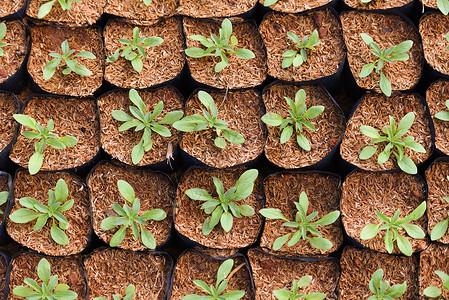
0,23,7,57
0,190,7,215
260,191,340,251
13,114,78,175
182,259,245,300
437,0,449,15
263,0,279,6
111,89,183,165
273,276,326,300
360,201,426,256
184,18,255,72
261,89,324,151
368,269,407,300
359,33,413,97
106,27,163,73
9,179,74,245
13,258,78,300
430,176,449,241
184,169,258,235
423,270,449,298
435,100,449,121
38,0,82,19
359,112,426,175
282,30,320,69
173,90,245,149
43,40,96,80
100,180,167,249
93,284,136,300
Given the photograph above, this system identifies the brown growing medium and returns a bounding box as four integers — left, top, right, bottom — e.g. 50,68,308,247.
420,244,449,299
88,162,174,251
420,14,449,75
339,247,419,299
0,93,18,152
105,0,177,21
170,250,254,299
0,174,8,224
421,0,438,9
177,0,257,18
427,80,449,154
193,246,239,258
248,249,339,299
183,17,267,89
340,93,432,171
180,90,265,168
340,11,423,92
0,254,6,299
104,18,185,89
175,168,264,249
261,172,342,257
27,24,104,97
343,0,412,9
84,248,172,299
0,0,24,17
259,10,345,82
263,84,345,169
341,171,429,255
257,0,331,13
9,96,100,172
8,253,86,300
0,20,27,84
98,87,183,167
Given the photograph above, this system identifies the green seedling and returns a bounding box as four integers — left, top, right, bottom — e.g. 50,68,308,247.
0,190,8,215
359,112,426,175
9,179,74,246
261,89,324,151
360,201,426,256
0,23,7,57
368,269,407,300
182,259,245,300
423,270,449,298
38,0,82,19
430,176,449,241
173,91,245,149
273,276,326,300
93,284,136,300
13,114,78,175
184,169,258,235
100,180,167,249
435,100,449,121
359,33,413,96
282,30,320,69
438,0,449,15
111,89,183,165
260,191,340,251
13,258,78,300
107,27,163,73
185,18,255,72
263,0,279,6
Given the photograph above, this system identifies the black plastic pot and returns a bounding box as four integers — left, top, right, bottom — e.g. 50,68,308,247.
0,171,12,246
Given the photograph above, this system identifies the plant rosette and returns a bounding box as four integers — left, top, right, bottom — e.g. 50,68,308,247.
340,92,432,173
259,0,333,13
427,80,449,155
9,96,100,173
420,244,449,299
0,92,19,162
0,0,26,18
248,248,340,299
420,13,449,77
177,0,257,18
104,0,177,22
85,247,173,299
183,17,266,89
175,167,264,249
88,161,174,251
342,0,414,10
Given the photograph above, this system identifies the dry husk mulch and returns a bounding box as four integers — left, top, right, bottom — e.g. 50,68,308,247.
425,160,449,244
257,0,332,13
8,253,86,300
339,246,419,299
104,18,185,89
14,80,32,105
105,0,177,21
193,246,239,259
0,254,6,299
0,20,27,85
175,167,264,249
427,80,449,155
177,0,257,18
420,244,449,299
340,92,432,171
180,89,265,168
421,0,438,9
0,0,24,17
341,171,429,255
9,96,100,172
420,13,449,76
340,11,423,93
6,170,91,256
0,93,18,153
84,248,172,299
183,17,267,89
263,83,345,169
170,250,254,300
27,24,104,97
98,87,183,167
259,10,345,82
0,174,8,218
343,0,412,10
88,161,174,252
248,249,339,300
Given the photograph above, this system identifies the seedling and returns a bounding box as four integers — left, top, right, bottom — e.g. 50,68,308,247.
437,0,449,15
184,18,255,72
260,191,340,251
360,201,426,256
359,112,426,175
43,40,96,80
423,270,449,298
435,100,449,121
13,258,78,300
9,179,74,245
263,0,279,6
106,27,163,73
261,89,324,151
184,169,258,235
430,176,449,241
173,91,245,149
273,276,326,300
359,33,413,97
100,180,167,249
368,269,407,300
182,259,245,300
111,89,183,165
282,30,320,69
38,0,82,19
0,23,7,57
93,284,136,300
0,190,7,215
13,114,78,175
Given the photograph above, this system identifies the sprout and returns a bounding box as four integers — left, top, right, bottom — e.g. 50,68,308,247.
282,30,320,69
368,269,407,300
273,276,325,300
423,270,449,298
38,0,82,19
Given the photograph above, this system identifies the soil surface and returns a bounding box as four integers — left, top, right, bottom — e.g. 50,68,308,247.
257,0,331,13
0,174,8,218
421,0,438,9
420,244,449,300
0,254,6,299
420,13,449,76
105,0,177,21
178,0,256,17
0,0,24,17
427,80,449,155
0,20,27,85
344,0,412,9
0,93,18,153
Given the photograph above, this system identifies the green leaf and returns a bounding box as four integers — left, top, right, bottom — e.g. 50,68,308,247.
261,113,284,127
38,0,56,18
435,111,449,121
222,290,245,299
117,180,135,203
396,235,413,256
369,269,383,294
58,136,78,147
386,281,407,298
141,227,156,249
303,106,324,119
359,146,377,160
360,126,381,139
438,0,449,15
397,112,415,132
131,142,145,165
359,63,375,78
259,208,288,221
238,205,254,217
264,0,279,6
280,126,293,143
273,233,290,251
393,40,413,54
401,223,425,239
14,114,38,130
221,19,233,40
360,223,380,240
185,188,214,201
423,285,442,298
143,36,163,47
131,57,143,73
109,226,127,247
431,219,448,241
9,208,41,223
308,237,333,249
296,134,311,151
379,71,392,97
220,211,233,232
13,286,36,298
52,290,78,300
231,169,258,201
51,222,68,245
73,51,96,59
222,129,244,145
159,111,184,125
233,48,255,60
140,209,166,221
400,201,426,224
185,47,207,58
314,211,340,226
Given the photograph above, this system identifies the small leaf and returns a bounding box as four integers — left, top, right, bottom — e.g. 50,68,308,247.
37,258,51,282
38,0,56,18
261,113,284,126
379,71,392,97
217,259,234,284
51,222,69,245
396,235,413,256
359,146,377,160
308,237,333,250
360,223,380,240
141,227,156,249
9,208,40,223
233,48,255,59
423,286,442,298
259,208,288,221
437,0,449,15
273,233,290,250
430,219,448,241
109,226,127,247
